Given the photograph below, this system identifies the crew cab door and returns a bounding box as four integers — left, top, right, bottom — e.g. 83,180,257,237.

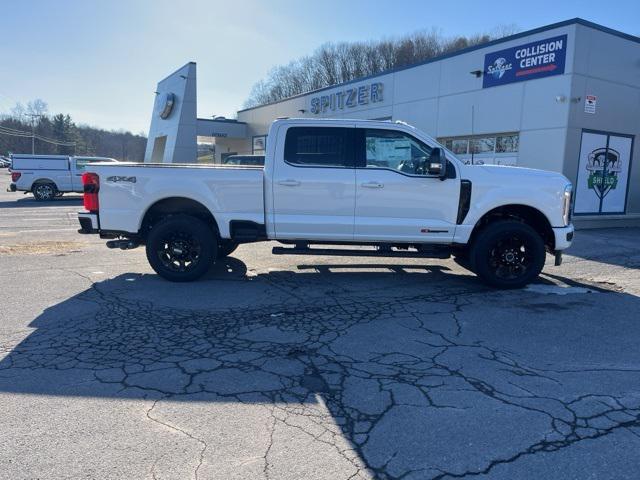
353,127,460,243
271,125,356,240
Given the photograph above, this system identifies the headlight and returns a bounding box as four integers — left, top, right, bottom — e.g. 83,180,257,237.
562,184,573,226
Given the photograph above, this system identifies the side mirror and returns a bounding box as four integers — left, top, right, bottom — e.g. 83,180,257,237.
427,147,447,179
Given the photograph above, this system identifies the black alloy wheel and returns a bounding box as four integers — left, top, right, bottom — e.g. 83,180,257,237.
487,233,535,281
157,230,202,273
146,215,217,282
471,220,545,289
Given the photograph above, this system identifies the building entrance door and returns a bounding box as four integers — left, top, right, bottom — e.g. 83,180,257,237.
574,130,634,215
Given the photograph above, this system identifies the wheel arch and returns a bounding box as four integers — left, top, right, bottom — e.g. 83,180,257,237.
139,197,220,240
469,204,555,251
32,178,57,187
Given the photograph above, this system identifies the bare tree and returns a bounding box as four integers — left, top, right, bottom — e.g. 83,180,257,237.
10,102,26,120
243,25,519,108
26,99,49,117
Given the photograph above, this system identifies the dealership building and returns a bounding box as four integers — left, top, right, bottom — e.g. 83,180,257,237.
145,18,640,225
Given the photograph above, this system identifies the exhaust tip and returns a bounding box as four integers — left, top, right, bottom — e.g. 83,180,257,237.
106,240,139,250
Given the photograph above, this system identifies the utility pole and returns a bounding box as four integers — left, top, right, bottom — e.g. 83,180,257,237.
26,114,41,154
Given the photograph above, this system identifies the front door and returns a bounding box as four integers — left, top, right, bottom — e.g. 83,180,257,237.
354,127,460,243
272,125,356,241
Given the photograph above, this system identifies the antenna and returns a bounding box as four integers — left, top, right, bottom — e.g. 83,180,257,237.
470,105,475,166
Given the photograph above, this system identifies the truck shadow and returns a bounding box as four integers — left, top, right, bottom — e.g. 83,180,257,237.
1,264,639,477
0,196,83,209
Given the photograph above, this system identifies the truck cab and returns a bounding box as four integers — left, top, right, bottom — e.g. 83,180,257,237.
265,120,460,243
77,118,574,288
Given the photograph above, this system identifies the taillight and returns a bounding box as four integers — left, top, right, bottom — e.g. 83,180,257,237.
82,172,100,212
11,171,21,182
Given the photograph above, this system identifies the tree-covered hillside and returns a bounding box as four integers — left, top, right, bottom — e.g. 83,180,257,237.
0,99,146,161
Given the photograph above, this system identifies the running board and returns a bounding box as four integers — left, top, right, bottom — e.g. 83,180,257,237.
271,245,451,259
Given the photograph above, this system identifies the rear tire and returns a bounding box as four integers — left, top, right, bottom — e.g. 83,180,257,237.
145,215,217,282
217,240,238,259
32,182,57,201
470,220,545,289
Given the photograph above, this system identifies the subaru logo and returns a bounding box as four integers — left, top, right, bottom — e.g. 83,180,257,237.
487,57,513,79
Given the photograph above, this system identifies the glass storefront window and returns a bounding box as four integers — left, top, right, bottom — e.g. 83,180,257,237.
252,135,267,154
197,136,215,163
496,135,519,153
469,137,496,154
439,133,519,156
451,139,468,155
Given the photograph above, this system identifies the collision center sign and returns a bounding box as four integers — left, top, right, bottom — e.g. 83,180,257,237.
482,34,567,88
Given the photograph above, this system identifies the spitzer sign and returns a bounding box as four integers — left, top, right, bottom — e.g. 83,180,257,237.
483,34,567,88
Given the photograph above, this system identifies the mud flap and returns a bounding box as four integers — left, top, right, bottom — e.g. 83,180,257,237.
554,251,563,266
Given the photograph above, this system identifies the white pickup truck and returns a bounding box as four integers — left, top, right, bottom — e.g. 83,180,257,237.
78,118,574,288
9,154,118,200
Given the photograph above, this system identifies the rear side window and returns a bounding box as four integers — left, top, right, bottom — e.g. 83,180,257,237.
284,127,353,167
75,159,90,171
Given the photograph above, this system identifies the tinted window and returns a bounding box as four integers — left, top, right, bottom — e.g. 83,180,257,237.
75,159,90,170
363,129,433,175
284,127,352,167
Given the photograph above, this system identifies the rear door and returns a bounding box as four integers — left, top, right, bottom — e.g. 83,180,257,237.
353,127,460,243
272,125,356,240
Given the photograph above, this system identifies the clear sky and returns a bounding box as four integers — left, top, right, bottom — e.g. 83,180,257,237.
2,0,638,134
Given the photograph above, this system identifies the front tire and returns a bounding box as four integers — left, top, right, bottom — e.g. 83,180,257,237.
32,182,56,201
146,215,217,282
470,220,545,289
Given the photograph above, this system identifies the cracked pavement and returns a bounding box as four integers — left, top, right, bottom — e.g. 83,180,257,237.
1,174,640,479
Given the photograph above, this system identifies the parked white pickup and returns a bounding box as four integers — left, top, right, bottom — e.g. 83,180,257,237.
78,118,574,288
8,154,118,200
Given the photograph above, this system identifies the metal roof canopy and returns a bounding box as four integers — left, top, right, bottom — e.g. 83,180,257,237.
196,118,247,138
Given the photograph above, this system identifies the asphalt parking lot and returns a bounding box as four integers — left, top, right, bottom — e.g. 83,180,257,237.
1,171,639,480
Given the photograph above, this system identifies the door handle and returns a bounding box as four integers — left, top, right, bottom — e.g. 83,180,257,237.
277,179,301,187
361,181,384,188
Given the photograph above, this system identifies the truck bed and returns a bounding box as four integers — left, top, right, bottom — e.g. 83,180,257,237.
89,162,265,237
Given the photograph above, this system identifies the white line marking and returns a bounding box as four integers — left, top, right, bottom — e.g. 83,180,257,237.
526,284,596,295
0,228,78,233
